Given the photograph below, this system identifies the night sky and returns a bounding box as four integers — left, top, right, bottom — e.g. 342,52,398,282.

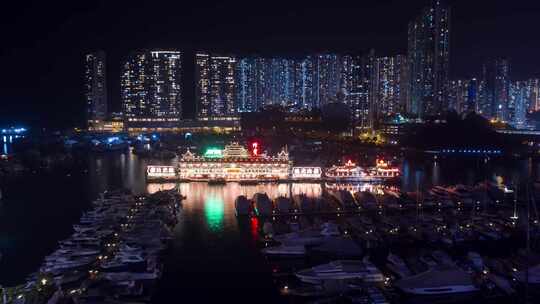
1,0,540,129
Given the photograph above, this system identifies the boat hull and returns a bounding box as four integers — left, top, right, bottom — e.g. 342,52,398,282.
398,286,479,304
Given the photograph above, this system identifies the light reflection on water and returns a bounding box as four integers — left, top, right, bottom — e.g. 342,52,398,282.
204,195,225,232
146,182,325,233
173,182,323,233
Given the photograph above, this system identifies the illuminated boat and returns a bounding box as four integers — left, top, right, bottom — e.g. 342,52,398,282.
368,159,400,180
178,142,291,182
291,166,322,181
325,160,399,182
146,165,177,181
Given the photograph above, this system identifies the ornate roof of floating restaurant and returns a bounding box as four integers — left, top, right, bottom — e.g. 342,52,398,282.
180,142,290,162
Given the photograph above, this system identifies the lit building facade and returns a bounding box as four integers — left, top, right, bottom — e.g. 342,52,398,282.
85,51,108,127
195,53,236,117
448,79,468,114
374,55,408,119
482,58,510,121
195,53,211,117
527,79,540,112
178,142,291,181
121,50,182,130
235,57,258,112
314,54,341,107
347,50,377,128
509,81,527,128
197,52,400,119
234,56,314,112
408,0,451,119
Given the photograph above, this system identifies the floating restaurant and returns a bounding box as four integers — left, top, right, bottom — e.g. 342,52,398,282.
146,142,399,183
177,142,291,182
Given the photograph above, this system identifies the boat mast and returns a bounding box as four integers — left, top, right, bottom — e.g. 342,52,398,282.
525,182,531,302
511,180,519,221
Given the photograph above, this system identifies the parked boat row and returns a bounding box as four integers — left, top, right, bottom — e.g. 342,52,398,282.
5,189,182,304
242,179,540,303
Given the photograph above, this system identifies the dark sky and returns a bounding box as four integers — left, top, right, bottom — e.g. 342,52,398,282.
1,0,540,129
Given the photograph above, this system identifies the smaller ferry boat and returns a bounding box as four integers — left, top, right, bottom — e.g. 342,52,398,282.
325,159,399,182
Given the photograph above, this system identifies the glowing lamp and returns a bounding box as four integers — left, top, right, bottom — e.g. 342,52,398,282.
251,141,260,156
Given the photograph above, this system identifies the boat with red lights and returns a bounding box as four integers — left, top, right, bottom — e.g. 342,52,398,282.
325,159,399,182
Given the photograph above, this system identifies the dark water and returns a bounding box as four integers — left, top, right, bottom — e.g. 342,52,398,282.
0,150,537,302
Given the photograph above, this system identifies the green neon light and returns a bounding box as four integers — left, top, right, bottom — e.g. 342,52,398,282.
204,148,223,158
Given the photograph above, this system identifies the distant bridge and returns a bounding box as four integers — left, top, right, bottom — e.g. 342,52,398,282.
496,129,540,136
1,127,27,136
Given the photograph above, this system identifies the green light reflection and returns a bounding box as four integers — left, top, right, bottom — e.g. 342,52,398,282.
204,196,224,232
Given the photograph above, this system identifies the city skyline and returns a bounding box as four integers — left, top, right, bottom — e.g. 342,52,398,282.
86,1,536,129
3,0,540,128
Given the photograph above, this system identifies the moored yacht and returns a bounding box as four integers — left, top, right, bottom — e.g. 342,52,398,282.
296,259,384,284
273,222,340,246
394,266,479,298
512,264,540,287
261,244,306,257
274,196,292,213
234,195,251,216
253,193,273,216
386,253,413,278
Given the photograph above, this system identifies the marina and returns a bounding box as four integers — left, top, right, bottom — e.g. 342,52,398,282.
2,151,540,303
234,179,540,303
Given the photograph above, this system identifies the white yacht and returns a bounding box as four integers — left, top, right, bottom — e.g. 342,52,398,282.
466,252,484,271
296,259,384,284
273,222,339,246
513,264,540,286
274,196,292,213
394,267,479,296
386,253,412,278
320,222,341,236
261,244,306,257
310,237,363,257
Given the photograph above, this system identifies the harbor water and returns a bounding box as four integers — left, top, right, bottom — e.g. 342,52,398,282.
0,150,538,302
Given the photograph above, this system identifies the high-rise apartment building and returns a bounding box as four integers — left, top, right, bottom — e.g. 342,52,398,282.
85,51,108,126
527,79,540,112
448,79,468,114
408,0,450,119
314,54,341,107
195,53,211,117
121,50,182,127
374,55,408,119
300,57,316,110
195,53,236,117
509,81,527,127
482,58,510,121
